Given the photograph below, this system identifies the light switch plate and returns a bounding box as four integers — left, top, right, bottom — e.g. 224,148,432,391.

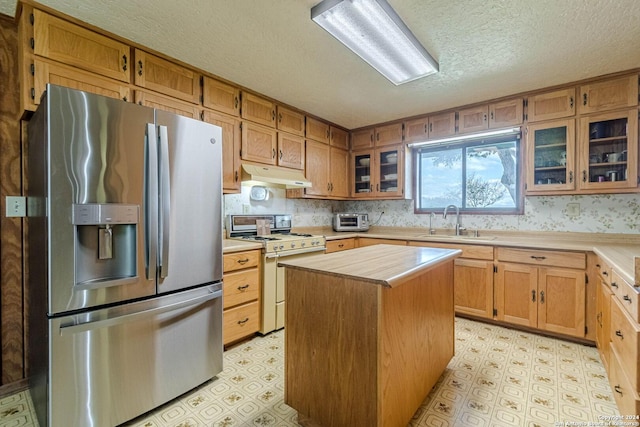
5,196,26,217
566,202,580,217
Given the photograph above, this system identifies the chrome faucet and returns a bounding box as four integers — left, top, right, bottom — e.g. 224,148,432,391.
443,204,465,236
428,212,436,235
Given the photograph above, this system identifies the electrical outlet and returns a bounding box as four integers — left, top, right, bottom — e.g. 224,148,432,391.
5,196,26,217
242,204,250,214
566,202,580,217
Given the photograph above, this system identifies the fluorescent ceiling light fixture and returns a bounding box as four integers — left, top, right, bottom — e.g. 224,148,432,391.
311,0,439,85
407,127,522,148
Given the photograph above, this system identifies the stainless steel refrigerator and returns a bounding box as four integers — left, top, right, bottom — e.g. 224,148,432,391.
27,84,224,427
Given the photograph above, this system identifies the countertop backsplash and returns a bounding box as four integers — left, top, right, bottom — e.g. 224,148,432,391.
224,186,639,234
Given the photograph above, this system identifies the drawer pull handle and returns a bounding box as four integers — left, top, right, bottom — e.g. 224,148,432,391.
611,282,618,289
540,291,545,304
602,271,608,277
338,244,344,248
530,256,546,261
623,295,632,303
615,330,624,339
614,385,623,395
237,284,250,291
237,258,249,265
531,290,536,302
237,317,249,325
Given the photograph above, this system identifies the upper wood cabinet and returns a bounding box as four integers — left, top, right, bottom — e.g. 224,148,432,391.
351,128,374,150
277,132,305,170
330,127,349,150
134,90,201,119
277,106,305,136
306,117,330,144
31,9,130,83
203,110,242,193
404,116,429,143
301,140,348,198
133,49,200,104
578,75,639,115
33,58,130,106
458,105,488,134
489,98,523,128
375,123,403,147
202,76,240,116
527,88,576,122
241,121,277,165
526,118,576,193
428,112,456,139
242,92,276,127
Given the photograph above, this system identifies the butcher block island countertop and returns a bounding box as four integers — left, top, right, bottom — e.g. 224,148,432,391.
279,245,461,427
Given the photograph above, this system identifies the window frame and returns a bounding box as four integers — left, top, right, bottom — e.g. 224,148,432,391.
413,134,524,215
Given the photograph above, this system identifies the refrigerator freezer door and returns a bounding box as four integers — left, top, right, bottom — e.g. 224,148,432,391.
155,110,223,293
37,285,223,427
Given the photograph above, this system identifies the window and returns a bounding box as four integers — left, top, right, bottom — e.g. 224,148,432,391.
414,134,522,214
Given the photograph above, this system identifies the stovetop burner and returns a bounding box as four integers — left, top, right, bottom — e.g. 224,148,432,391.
242,235,279,241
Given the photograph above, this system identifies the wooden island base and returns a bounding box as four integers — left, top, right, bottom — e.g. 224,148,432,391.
280,245,460,427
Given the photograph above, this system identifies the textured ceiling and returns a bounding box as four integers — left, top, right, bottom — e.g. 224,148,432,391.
2,0,640,129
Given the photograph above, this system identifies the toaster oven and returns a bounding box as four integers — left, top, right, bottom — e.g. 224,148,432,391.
333,213,370,232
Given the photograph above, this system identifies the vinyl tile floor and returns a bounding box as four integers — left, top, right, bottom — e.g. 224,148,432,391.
0,317,620,427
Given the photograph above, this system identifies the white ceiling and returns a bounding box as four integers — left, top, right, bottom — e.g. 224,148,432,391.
2,0,640,129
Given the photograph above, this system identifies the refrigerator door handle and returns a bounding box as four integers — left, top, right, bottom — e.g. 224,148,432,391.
146,123,159,281
159,125,171,278
59,288,222,336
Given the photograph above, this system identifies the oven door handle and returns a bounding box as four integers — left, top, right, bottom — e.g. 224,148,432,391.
265,246,326,259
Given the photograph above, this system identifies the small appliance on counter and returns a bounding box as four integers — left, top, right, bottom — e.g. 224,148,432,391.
333,213,370,232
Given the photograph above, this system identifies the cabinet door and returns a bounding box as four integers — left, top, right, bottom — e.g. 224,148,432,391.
304,139,330,196
375,123,403,147
376,146,402,197
404,117,429,143
306,117,330,143
428,112,456,139
458,105,488,134
579,75,639,114
495,262,538,328
527,88,576,122
453,259,494,319
241,122,277,165
134,90,201,119
277,132,305,170
330,147,349,198
33,9,130,82
202,76,240,116
242,92,276,127
203,110,241,193
277,106,305,136
578,109,638,191
330,127,349,150
537,267,585,337
596,280,613,369
134,49,200,104
352,150,373,197
34,58,130,105
489,98,523,128
526,119,576,193
351,128,375,150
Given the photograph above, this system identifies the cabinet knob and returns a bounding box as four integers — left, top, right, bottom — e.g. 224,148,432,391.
138,60,143,76
122,55,128,71
611,281,618,288
237,258,249,265
569,96,574,108
583,93,587,106
237,284,250,291
540,291,545,304
531,290,536,302
582,170,587,182
614,385,623,395
272,148,276,158
569,171,573,183
623,295,632,303
237,318,249,325
615,330,624,339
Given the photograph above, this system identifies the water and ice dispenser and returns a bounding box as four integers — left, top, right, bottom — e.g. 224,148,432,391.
72,204,139,288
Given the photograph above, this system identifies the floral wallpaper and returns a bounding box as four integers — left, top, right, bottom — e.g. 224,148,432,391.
224,185,639,234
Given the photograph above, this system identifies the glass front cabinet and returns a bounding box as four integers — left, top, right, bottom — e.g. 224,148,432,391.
527,119,576,192
352,146,403,198
578,109,638,191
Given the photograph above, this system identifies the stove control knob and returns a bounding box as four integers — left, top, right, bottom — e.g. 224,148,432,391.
291,243,296,248
279,244,284,250
301,242,306,247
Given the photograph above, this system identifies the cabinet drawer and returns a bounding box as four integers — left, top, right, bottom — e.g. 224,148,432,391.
224,301,260,345
596,257,613,285
610,297,640,392
409,241,493,260
326,238,356,253
611,271,640,323
609,345,640,416
223,250,260,272
496,247,585,269
223,269,259,309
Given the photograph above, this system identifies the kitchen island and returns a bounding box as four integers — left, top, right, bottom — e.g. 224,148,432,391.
279,244,461,427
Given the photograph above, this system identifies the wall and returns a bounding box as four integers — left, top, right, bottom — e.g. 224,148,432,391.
225,187,639,234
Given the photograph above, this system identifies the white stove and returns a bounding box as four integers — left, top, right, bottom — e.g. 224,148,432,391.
226,214,326,334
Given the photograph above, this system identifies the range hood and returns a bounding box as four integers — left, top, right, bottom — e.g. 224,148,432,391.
241,163,312,188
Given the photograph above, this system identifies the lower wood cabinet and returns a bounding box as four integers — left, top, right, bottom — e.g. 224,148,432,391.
223,250,261,345
325,238,356,253
596,277,613,369
495,253,586,338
